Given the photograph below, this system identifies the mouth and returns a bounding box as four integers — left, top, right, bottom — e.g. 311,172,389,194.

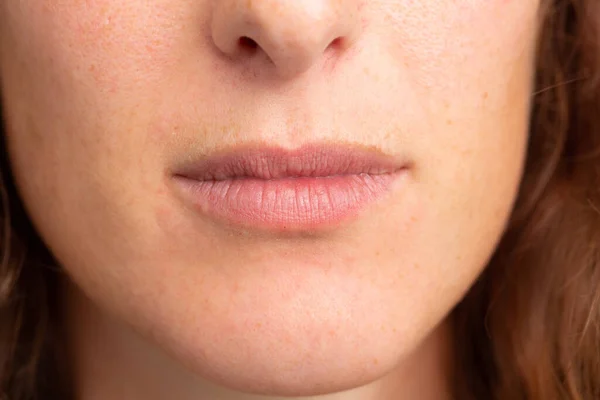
171,144,409,232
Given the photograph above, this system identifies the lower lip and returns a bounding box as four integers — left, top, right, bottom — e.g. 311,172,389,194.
174,172,402,231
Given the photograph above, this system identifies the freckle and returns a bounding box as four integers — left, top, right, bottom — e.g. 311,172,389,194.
446,119,453,125
361,16,368,30
373,358,379,365
483,92,489,99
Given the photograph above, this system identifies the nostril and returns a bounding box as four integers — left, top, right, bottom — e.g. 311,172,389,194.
238,36,259,52
329,37,343,50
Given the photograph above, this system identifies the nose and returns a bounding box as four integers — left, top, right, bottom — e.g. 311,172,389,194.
210,0,362,78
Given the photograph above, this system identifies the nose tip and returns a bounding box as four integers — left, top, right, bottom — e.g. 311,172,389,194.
210,0,361,78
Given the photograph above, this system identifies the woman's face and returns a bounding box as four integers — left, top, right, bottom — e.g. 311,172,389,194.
1,0,540,396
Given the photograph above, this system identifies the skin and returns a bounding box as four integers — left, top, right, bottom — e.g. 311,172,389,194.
0,0,541,399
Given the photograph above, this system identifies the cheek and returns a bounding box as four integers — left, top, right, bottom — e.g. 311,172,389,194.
369,0,537,196
3,0,184,98
371,1,537,302
373,0,539,90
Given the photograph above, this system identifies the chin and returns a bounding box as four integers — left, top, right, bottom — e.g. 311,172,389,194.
120,265,445,398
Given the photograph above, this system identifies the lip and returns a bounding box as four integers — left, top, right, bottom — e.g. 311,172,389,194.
172,144,409,231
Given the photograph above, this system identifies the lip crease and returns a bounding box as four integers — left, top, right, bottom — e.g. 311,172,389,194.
172,144,409,231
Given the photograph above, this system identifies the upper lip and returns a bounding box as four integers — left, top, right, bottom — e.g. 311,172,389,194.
172,143,408,181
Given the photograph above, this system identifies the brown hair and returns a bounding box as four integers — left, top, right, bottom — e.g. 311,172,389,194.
1,0,600,398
